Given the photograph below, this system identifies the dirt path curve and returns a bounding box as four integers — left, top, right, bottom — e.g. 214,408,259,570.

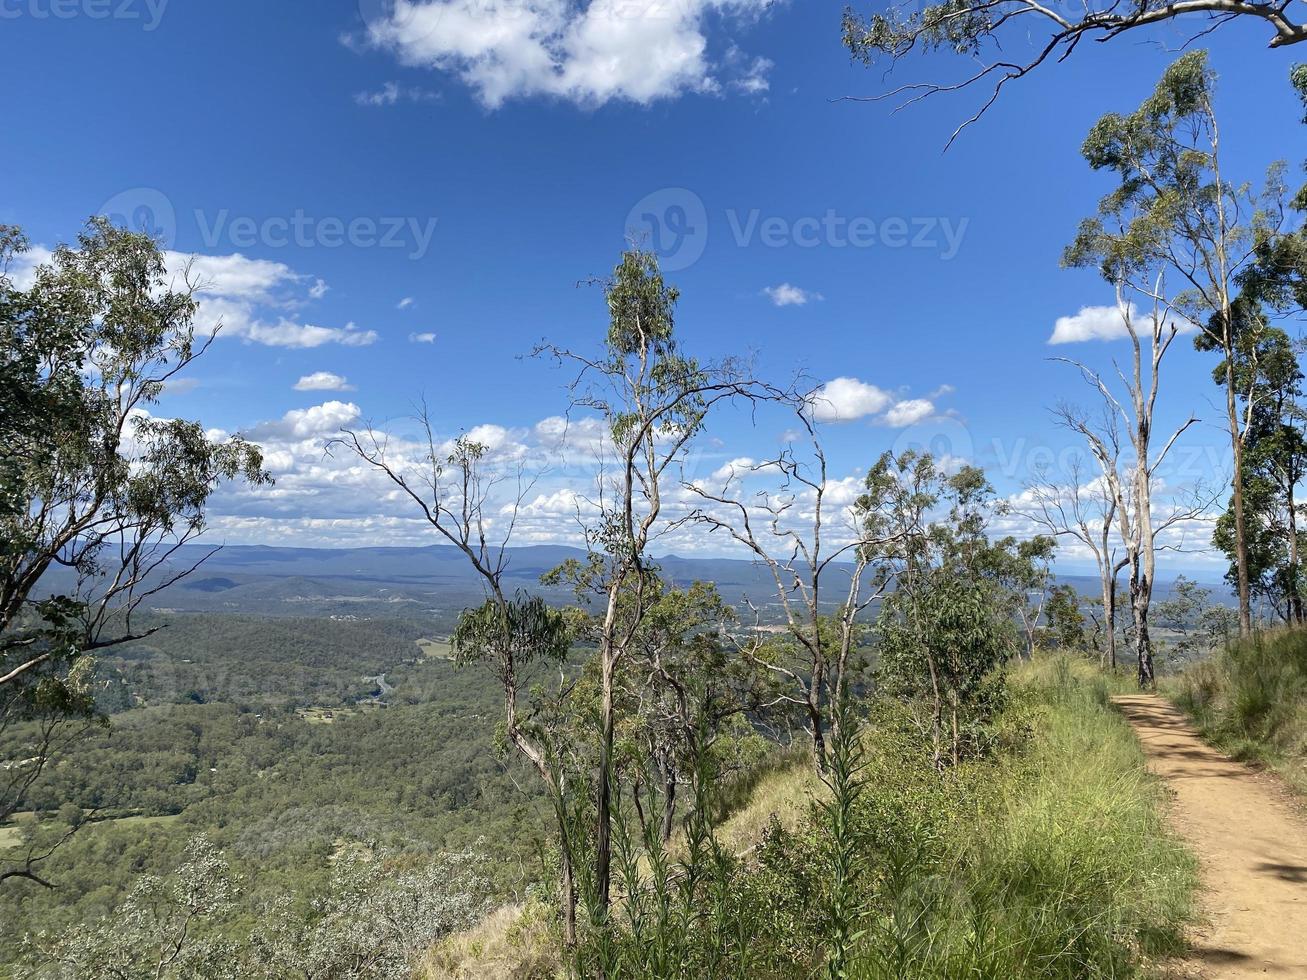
1114,695,1307,978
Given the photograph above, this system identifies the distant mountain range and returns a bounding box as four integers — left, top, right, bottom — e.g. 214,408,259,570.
40,543,1233,627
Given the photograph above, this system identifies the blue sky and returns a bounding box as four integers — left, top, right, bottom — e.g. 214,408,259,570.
2,1,1303,576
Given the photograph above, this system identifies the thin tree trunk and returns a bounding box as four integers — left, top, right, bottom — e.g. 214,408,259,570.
1224,359,1253,635
1101,574,1117,673
1288,478,1302,624
560,836,578,947
660,768,677,844
1131,566,1155,688
595,652,615,916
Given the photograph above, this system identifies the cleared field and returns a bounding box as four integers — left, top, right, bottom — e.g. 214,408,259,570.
296,705,360,724
0,812,180,850
416,638,455,661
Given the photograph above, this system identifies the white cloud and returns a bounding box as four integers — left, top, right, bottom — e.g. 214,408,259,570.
166,251,295,301
238,318,378,349
7,246,374,350
249,400,362,441
883,399,935,427
727,47,772,94
2,245,54,289
762,282,820,307
397,296,416,309
808,377,891,423
160,252,379,349
358,0,774,108
355,81,442,106
294,371,355,392
710,456,756,481
409,331,437,343
1048,302,1197,344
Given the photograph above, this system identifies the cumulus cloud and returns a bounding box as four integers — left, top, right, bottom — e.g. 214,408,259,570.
397,296,416,309
807,377,892,423
357,0,775,108
294,371,355,392
1049,302,1197,344
883,399,935,427
169,252,296,301
762,282,820,307
408,331,437,343
249,400,363,441
165,252,378,349
6,246,374,350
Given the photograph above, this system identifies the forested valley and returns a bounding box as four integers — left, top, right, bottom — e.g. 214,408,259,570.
7,4,1307,979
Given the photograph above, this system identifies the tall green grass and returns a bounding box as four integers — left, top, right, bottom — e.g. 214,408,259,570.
431,656,1198,978
1171,628,1307,793
847,656,1197,978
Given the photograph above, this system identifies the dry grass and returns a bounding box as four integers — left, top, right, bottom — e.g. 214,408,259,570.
417,902,561,980
714,756,820,853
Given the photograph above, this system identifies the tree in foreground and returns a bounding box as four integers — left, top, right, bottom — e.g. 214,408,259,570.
686,400,892,773
1064,51,1293,638
866,452,1020,766
0,220,266,887
334,426,579,941
842,0,1306,143
536,248,778,925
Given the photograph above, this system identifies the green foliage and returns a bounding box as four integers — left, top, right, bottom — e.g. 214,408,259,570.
453,593,571,674
1153,577,1239,666
23,836,493,980
864,451,1021,765
0,627,553,964
28,836,243,979
0,220,267,865
1041,585,1088,652
557,657,1196,979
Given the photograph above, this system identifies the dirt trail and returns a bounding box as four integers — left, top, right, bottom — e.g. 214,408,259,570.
1114,695,1307,979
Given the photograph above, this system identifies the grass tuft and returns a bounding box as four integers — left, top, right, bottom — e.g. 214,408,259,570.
1170,627,1307,794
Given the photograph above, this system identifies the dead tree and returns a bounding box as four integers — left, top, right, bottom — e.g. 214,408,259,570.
684,400,889,772
1054,287,1201,687
1022,455,1128,670
333,419,581,943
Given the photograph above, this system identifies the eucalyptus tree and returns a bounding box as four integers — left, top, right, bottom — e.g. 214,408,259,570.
1209,314,1307,621
842,0,1306,141
1052,292,1205,687
986,533,1057,659
866,452,1019,767
684,401,889,773
333,428,579,941
1241,65,1307,313
1064,51,1293,636
536,248,780,921
621,580,767,843
0,220,266,887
